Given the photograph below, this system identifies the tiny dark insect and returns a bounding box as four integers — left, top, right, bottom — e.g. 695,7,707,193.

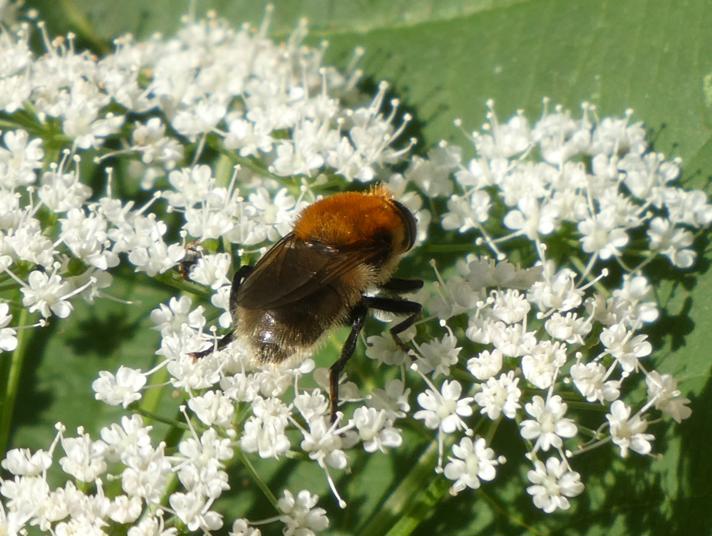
193,185,422,421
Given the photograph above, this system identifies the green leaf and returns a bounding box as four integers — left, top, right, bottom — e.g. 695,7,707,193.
17,1,712,534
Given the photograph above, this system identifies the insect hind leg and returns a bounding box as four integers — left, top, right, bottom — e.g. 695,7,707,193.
329,302,369,423
363,295,421,353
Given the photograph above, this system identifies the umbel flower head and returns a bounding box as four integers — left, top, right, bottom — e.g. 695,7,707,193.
0,6,708,535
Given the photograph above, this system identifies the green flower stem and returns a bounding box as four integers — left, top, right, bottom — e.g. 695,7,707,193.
154,271,211,297
479,489,544,535
568,255,610,297
134,406,188,430
0,307,29,455
138,362,171,418
59,0,112,53
382,476,451,536
156,408,189,511
235,449,280,511
358,441,447,536
205,135,285,182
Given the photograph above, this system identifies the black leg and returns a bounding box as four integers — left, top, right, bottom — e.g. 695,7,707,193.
178,242,204,280
379,277,423,293
192,331,235,359
192,264,253,360
329,302,369,423
363,296,421,350
230,265,254,313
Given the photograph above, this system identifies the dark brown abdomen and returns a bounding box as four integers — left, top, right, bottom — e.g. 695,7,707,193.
237,283,356,364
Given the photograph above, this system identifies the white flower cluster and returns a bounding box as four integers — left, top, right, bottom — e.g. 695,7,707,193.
0,7,709,535
403,100,708,511
442,101,711,269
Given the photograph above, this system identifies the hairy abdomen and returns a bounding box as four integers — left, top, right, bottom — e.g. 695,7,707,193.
236,280,360,364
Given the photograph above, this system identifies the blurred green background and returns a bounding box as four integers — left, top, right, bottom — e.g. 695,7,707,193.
10,0,712,534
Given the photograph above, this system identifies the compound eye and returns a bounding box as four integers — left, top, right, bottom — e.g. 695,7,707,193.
392,200,417,251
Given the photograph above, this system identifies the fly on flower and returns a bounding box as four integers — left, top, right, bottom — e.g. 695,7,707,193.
192,185,422,421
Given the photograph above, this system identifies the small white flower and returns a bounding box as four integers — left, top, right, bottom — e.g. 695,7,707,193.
607,400,654,457
414,380,473,434
365,333,408,366
368,379,411,419
414,332,461,377
109,495,142,523
647,217,696,268
278,489,329,536
230,518,261,536
474,371,521,420
294,390,329,423
21,271,74,319
100,414,153,466
92,366,146,408
188,390,235,427
544,312,591,345
351,407,402,453
527,457,584,512
600,323,651,372
527,266,583,313
0,302,17,352
121,444,171,503
220,372,260,402
570,361,620,403
150,296,206,336
503,196,558,239
645,371,691,423
1,475,50,526
490,289,531,324
467,258,543,290
520,395,577,452
488,321,536,357
441,192,490,232
58,430,107,482
467,349,503,381
300,417,348,470
578,216,628,260
240,397,291,459
611,275,658,325
169,490,223,532
443,436,504,494
188,252,232,289
127,515,178,536
1,448,52,476
521,340,568,389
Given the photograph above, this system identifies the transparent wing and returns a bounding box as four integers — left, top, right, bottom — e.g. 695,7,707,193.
237,233,385,309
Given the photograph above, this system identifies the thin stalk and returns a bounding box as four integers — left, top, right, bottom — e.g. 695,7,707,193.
235,449,280,511
359,441,446,536
382,476,450,536
0,307,29,455
138,362,171,417
58,0,112,53
134,407,188,430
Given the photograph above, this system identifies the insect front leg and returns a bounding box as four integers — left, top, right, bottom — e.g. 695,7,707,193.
229,265,254,313
362,295,421,353
329,302,369,423
177,242,205,280
192,264,254,359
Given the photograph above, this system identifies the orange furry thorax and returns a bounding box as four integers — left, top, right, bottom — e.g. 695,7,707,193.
293,187,402,248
